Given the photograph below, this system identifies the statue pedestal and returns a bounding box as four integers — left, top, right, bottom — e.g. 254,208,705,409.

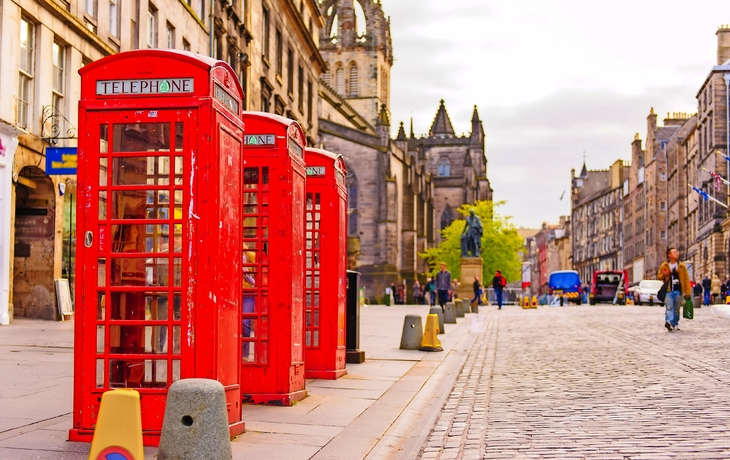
459,257,483,301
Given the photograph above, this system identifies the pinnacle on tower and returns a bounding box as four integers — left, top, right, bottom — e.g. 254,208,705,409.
396,121,407,141
376,104,390,127
429,100,455,137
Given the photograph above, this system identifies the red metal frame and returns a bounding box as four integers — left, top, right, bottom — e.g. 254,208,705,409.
303,148,347,379
239,112,307,405
71,50,245,446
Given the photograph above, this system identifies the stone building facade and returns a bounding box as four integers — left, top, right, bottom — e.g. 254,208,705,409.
528,217,571,296
665,114,696,268
571,159,629,285
623,134,646,284
316,0,491,302
0,0,326,321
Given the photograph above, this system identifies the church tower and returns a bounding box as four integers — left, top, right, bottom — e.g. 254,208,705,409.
319,0,394,127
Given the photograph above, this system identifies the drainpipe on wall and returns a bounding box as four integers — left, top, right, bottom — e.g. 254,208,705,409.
0,123,20,325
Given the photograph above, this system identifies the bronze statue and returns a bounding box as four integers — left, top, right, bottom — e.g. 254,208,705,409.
461,209,483,257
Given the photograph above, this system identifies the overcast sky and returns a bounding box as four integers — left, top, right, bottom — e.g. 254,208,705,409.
386,0,727,228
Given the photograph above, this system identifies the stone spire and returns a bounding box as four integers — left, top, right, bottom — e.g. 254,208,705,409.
429,100,455,137
469,105,484,147
396,121,407,141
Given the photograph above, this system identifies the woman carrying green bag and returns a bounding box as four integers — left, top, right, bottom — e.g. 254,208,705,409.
657,248,691,331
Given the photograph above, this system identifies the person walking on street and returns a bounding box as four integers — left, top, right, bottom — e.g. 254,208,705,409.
435,263,452,311
471,276,482,307
712,274,721,304
413,280,422,305
702,276,711,306
658,248,691,332
492,270,507,310
425,277,436,306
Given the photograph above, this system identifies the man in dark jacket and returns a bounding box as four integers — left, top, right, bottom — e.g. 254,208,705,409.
492,270,506,309
434,262,452,310
702,276,711,306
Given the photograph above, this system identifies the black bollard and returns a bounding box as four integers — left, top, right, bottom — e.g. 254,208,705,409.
346,270,365,363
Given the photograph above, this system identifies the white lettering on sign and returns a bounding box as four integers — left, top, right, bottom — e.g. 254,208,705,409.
306,166,326,176
214,83,239,114
96,78,194,95
244,134,276,146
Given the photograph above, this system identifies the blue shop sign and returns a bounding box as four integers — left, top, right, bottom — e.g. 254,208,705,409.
46,147,78,174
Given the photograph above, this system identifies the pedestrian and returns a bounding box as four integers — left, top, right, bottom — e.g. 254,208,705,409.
657,247,691,332
434,262,452,311
712,274,721,304
492,269,507,310
693,280,703,303
425,277,436,306
471,276,482,307
702,275,711,306
413,280,422,305
722,281,727,303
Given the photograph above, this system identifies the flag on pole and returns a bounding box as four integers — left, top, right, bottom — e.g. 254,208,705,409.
688,184,728,208
691,185,709,201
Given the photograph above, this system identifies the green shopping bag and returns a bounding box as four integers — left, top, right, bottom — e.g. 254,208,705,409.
683,296,694,320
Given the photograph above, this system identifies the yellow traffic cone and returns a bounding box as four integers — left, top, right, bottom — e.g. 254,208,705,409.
522,296,530,309
419,314,443,352
88,389,144,460
531,295,538,309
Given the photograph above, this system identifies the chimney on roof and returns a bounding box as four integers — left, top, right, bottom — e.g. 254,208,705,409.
717,25,730,65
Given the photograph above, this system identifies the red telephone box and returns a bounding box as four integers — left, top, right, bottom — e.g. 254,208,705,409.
239,112,307,405
70,50,245,445
303,148,347,379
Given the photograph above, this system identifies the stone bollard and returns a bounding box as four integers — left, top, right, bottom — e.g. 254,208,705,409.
429,306,445,334
454,299,465,318
158,379,233,460
444,302,457,324
399,315,424,350
471,302,479,314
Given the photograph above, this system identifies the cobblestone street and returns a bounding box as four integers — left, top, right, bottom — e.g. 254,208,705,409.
419,305,730,460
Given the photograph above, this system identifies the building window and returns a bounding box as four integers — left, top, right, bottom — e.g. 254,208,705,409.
321,71,330,87
347,175,358,236
213,34,222,60
52,41,66,119
147,5,158,48
18,18,35,130
166,22,175,49
85,0,97,17
298,66,304,113
349,64,358,96
440,206,454,230
199,0,205,23
437,157,451,177
660,201,665,210
307,80,313,124
335,66,345,94
182,38,190,51
275,29,282,76
110,0,120,37
287,48,294,95
262,6,270,58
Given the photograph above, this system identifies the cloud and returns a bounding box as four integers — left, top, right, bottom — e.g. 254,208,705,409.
484,86,699,227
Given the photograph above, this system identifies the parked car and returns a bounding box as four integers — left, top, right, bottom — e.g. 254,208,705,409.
634,279,664,305
589,270,628,305
548,270,582,305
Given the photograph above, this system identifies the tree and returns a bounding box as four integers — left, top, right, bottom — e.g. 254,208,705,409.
420,200,523,284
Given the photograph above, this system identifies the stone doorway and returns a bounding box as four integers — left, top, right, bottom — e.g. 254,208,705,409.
13,166,57,319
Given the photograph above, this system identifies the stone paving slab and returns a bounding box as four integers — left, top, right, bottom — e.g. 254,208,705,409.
0,306,474,459
418,305,730,459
